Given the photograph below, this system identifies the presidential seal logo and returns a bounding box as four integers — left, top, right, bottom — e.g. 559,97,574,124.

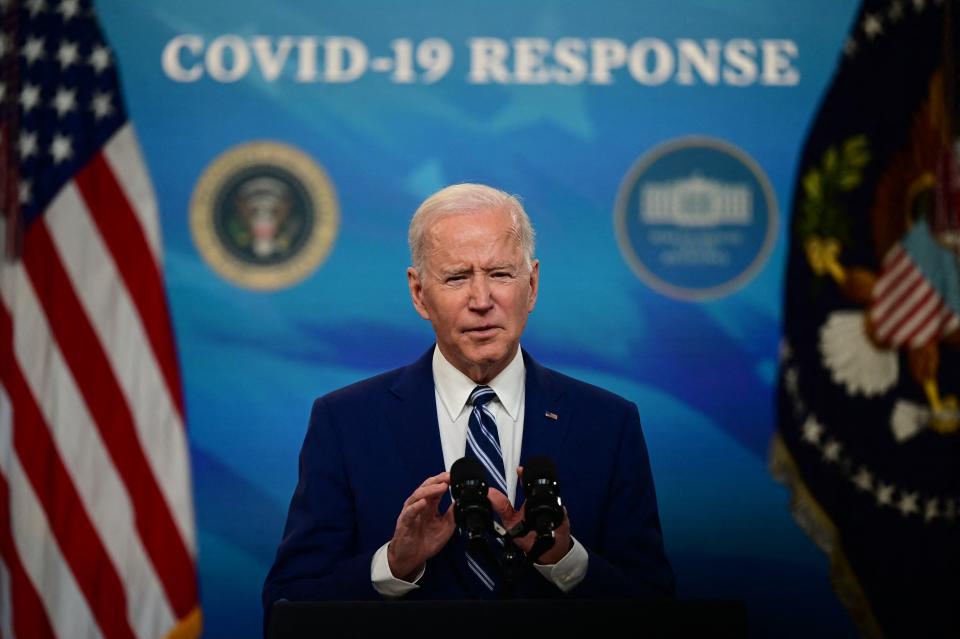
190,141,338,290
614,136,778,301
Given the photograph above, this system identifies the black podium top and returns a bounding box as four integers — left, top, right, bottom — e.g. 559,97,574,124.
269,599,747,639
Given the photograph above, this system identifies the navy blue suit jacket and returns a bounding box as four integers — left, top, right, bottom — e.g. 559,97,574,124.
263,347,674,612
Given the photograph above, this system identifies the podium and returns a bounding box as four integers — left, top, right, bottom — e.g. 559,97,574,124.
269,599,747,638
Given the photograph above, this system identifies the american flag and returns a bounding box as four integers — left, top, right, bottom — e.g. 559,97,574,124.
0,1,200,638
868,221,960,350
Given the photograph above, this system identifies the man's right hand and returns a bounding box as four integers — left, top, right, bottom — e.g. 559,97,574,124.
387,472,456,581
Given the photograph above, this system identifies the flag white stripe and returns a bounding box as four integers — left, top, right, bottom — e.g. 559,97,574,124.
873,257,917,309
0,263,176,639
909,304,950,348
102,125,162,265
44,186,196,555
871,264,923,323
891,294,942,345
0,386,103,639
873,247,909,298
875,279,934,340
872,271,929,336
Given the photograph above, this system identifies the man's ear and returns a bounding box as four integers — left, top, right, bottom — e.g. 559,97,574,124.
526,259,540,313
407,267,431,320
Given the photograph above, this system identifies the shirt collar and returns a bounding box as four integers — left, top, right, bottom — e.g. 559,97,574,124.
432,345,525,422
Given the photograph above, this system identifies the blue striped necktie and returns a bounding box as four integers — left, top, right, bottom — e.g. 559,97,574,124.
466,386,508,496
463,385,507,592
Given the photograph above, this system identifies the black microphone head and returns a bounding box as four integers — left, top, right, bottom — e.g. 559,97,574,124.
451,457,486,491
523,456,557,487
450,457,492,538
522,455,563,537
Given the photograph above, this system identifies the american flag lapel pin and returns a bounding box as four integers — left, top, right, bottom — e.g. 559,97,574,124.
545,411,558,420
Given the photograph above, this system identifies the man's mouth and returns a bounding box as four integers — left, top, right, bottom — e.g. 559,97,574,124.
464,325,500,337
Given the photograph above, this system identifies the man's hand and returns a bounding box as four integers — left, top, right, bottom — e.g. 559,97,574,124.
387,472,456,580
487,467,572,566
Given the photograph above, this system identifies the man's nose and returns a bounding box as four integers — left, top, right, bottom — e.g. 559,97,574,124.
468,276,493,310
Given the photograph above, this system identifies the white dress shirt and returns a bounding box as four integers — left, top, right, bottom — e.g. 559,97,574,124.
371,346,587,596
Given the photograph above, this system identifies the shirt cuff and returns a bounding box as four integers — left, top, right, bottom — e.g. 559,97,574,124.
371,542,424,598
532,535,588,593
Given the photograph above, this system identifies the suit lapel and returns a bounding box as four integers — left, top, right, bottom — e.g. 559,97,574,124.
517,350,570,509
386,346,447,497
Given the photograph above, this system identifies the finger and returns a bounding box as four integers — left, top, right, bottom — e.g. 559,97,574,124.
397,497,427,530
402,473,447,507
487,488,522,526
424,508,458,558
412,481,449,501
404,481,449,507
419,471,451,487
487,487,513,514
421,483,449,509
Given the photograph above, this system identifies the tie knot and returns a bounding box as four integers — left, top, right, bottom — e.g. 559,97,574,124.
469,385,496,408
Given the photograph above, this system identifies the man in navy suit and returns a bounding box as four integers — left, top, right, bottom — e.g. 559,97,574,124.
263,184,674,614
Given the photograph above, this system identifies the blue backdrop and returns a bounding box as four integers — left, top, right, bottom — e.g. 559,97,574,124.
95,1,863,636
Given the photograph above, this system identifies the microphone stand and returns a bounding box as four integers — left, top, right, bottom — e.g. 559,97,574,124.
492,520,558,589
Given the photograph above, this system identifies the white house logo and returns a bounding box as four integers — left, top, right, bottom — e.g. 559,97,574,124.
190,141,338,290
641,175,752,227
615,136,777,301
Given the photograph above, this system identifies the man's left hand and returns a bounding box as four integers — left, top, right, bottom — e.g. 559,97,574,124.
487,483,572,565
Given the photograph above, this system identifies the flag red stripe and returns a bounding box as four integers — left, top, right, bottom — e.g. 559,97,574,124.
0,357,55,639
872,248,908,298
878,286,936,344
1,300,57,639
74,155,185,419
875,251,917,299
871,268,924,336
897,295,944,347
21,223,198,618
904,301,950,348
0,474,56,639
0,305,133,639
873,258,919,310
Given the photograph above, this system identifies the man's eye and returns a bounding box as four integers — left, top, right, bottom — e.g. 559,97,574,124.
446,275,467,283
492,271,512,279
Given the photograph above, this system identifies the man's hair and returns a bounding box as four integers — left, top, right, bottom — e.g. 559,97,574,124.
408,183,536,274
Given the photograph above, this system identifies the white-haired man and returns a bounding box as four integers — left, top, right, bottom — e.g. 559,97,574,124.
264,184,674,617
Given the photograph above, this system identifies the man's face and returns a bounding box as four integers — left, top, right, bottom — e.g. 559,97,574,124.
408,206,539,383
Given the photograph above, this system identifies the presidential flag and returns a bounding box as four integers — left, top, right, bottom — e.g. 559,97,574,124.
773,0,959,637
0,0,201,637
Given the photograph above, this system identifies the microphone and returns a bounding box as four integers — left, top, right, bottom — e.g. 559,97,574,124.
522,456,564,537
450,457,493,542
